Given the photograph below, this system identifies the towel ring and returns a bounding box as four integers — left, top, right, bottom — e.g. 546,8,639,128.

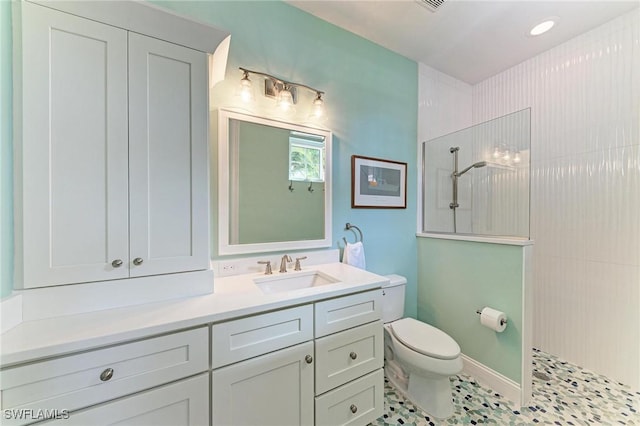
343,222,363,245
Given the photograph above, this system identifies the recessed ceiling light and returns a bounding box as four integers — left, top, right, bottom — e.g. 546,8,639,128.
529,18,557,36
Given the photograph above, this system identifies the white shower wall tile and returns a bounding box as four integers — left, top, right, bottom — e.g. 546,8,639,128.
418,63,472,142
472,9,640,390
534,255,640,387
531,145,640,266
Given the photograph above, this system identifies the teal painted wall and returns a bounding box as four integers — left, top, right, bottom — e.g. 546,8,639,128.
155,1,419,317
1,0,13,299
417,237,523,383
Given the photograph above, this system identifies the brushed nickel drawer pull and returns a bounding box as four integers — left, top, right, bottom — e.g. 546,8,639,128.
350,351,358,360
305,355,313,364
99,368,114,382
111,259,123,268
350,404,358,414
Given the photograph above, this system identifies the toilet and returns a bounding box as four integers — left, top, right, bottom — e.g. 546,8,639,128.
382,274,463,419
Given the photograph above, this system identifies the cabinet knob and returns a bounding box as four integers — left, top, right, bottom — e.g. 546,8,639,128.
133,257,144,266
305,355,313,364
111,259,123,268
350,352,358,360
99,368,114,382
350,404,358,414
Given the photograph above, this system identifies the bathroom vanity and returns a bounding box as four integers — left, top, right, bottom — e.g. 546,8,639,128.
3,2,386,424
0,261,387,425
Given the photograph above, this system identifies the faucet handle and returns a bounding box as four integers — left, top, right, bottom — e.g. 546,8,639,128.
257,260,272,275
294,256,307,271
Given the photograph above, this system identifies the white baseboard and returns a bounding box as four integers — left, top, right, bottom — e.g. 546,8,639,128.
461,353,522,408
1,294,23,333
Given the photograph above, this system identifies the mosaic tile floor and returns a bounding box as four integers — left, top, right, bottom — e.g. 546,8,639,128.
373,348,640,425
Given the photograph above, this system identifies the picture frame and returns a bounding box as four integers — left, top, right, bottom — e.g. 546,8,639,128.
351,155,407,208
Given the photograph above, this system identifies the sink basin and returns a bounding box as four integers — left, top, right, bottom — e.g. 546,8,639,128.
253,270,340,294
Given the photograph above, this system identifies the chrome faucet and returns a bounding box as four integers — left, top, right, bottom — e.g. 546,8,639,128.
279,255,292,273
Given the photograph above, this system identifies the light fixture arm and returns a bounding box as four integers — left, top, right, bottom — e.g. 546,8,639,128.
239,67,324,97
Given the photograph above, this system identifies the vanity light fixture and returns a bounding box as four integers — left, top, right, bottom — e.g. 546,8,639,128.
238,69,255,103
277,84,295,112
238,67,326,115
310,92,325,119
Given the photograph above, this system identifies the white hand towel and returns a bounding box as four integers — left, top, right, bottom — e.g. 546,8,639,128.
342,241,366,269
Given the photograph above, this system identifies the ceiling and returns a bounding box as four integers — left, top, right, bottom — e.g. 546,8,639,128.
286,0,639,84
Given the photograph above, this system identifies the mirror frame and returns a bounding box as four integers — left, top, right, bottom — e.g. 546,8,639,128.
217,109,333,255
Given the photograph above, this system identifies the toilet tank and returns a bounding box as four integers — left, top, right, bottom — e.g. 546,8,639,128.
382,274,407,323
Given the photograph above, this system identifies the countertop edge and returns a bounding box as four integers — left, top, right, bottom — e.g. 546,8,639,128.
0,270,386,367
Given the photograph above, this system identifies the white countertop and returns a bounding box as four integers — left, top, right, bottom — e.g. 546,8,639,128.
0,263,388,367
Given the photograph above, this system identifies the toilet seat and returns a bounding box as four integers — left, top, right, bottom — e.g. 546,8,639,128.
390,318,460,360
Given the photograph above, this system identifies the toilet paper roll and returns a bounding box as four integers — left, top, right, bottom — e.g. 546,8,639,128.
479,307,507,332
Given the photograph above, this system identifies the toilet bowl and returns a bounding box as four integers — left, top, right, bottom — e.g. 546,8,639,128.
382,275,463,419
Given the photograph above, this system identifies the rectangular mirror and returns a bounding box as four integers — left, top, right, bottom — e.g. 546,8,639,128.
218,109,332,255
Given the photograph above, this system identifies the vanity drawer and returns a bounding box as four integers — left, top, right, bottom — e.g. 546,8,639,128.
39,373,209,425
0,327,208,425
314,290,382,337
315,368,384,426
315,321,383,394
211,304,313,368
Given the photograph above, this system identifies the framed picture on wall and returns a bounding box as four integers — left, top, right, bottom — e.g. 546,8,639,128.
351,155,407,208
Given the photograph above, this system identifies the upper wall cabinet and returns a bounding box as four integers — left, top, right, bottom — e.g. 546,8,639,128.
13,1,227,289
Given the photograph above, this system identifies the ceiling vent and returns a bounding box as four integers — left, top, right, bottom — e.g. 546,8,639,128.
416,0,446,12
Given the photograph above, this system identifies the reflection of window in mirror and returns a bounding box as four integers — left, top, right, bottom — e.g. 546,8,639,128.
288,131,325,182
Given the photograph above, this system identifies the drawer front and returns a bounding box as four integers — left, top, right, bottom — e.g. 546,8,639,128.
314,290,382,337
315,368,384,426
0,327,208,425
315,321,383,394
211,304,313,368
40,373,209,425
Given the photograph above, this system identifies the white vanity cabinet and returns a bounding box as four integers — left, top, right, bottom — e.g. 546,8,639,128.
0,327,209,426
13,1,209,289
210,290,384,426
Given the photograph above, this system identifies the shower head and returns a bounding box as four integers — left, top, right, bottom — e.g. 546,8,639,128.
455,161,487,177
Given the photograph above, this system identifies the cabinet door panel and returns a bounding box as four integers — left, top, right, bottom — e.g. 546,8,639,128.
128,33,208,277
18,2,129,288
212,341,314,426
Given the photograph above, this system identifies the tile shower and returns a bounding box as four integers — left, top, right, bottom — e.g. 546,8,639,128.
419,9,640,391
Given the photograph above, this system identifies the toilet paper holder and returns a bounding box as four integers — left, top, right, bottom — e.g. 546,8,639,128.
476,309,507,326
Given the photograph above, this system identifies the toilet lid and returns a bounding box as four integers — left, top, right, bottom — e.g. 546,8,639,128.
390,318,460,360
